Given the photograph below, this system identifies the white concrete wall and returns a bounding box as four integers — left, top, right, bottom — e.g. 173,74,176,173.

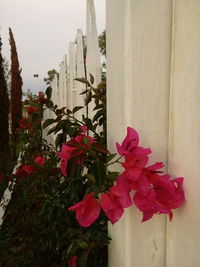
107,0,200,266
166,1,200,267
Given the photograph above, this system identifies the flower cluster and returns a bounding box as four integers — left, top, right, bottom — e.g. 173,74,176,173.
15,156,46,179
20,117,32,129
68,127,185,226
26,106,40,115
58,125,94,177
38,91,47,104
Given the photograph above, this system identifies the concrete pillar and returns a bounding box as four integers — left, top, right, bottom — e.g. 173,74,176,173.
166,1,200,266
107,0,172,266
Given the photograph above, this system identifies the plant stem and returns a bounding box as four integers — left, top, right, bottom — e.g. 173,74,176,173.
106,155,123,166
67,113,102,139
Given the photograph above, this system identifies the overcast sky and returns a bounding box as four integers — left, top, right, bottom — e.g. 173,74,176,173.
0,0,105,93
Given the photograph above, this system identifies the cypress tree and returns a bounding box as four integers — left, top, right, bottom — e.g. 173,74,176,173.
0,35,10,173
9,28,23,158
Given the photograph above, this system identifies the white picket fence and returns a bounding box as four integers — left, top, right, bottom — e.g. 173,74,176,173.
43,0,101,144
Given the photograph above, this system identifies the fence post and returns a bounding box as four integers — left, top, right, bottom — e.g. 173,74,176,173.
107,0,172,266
69,42,77,110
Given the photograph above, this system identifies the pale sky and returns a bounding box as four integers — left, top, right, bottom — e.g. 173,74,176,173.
0,0,106,93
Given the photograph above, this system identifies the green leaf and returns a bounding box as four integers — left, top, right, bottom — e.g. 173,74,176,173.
91,143,110,155
107,171,119,182
83,118,94,131
66,241,78,259
92,160,107,187
86,173,95,183
72,106,83,113
54,120,67,134
80,89,89,95
97,80,106,89
43,119,55,129
89,73,94,85
79,241,89,249
85,91,92,105
83,137,90,145
75,77,90,86
45,86,52,100
55,133,64,148
93,104,104,111
66,108,72,114
46,100,53,108
107,153,117,163
92,109,104,123
47,125,57,135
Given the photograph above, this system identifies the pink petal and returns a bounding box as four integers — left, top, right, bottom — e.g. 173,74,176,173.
116,127,139,155
68,193,94,211
35,156,45,166
146,162,164,172
110,184,132,208
76,198,101,227
142,210,154,222
22,165,34,175
81,125,87,134
101,193,124,223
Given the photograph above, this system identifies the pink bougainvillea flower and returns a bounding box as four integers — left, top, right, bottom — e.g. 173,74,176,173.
68,256,77,267
35,156,45,166
19,118,32,130
153,176,185,211
133,170,185,222
81,124,87,134
116,127,139,156
133,190,171,222
27,106,40,115
100,184,132,224
38,91,47,104
22,165,34,175
143,164,185,211
101,192,124,224
146,162,165,172
57,143,79,177
58,128,95,177
110,184,132,208
15,165,34,178
116,172,131,188
117,170,150,196
68,192,101,227
122,147,151,180
20,117,27,129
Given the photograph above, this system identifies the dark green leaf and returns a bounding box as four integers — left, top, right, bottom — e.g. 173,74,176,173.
85,91,92,105
43,119,55,129
107,153,117,163
91,143,110,154
47,125,57,135
80,89,89,95
45,87,52,100
89,73,94,85
55,133,64,148
46,100,53,108
97,80,106,89
92,160,107,187
72,106,83,113
66,108,72,114
92,109,104,122
74,77,90,86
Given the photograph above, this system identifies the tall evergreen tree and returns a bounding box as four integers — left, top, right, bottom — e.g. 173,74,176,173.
0,36,10,173
9,28,23,157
